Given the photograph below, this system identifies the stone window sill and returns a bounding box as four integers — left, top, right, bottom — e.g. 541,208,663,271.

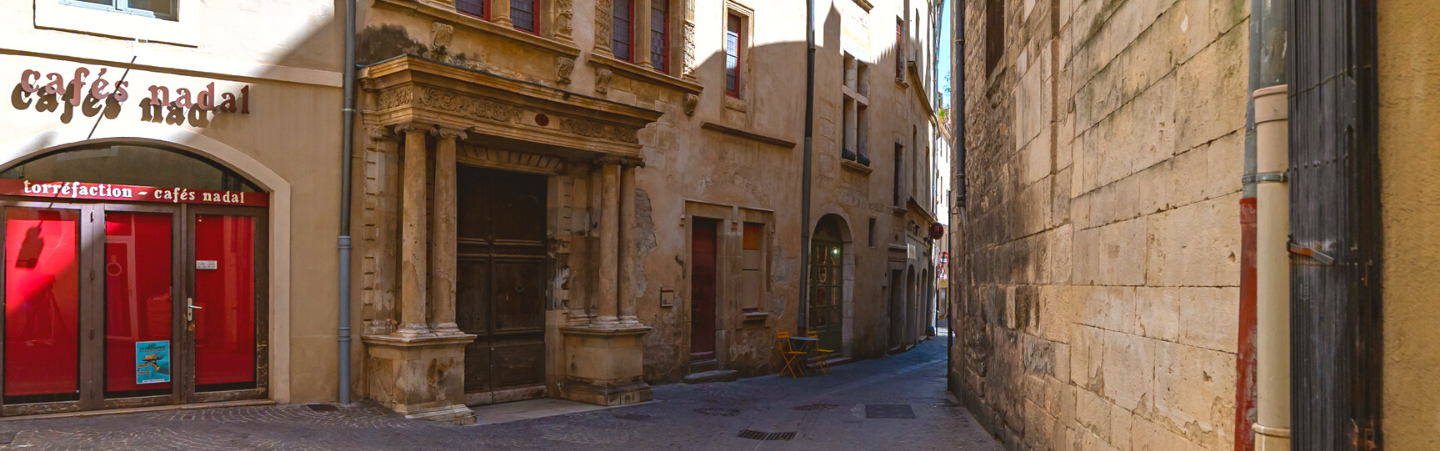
724,95,748,112
376,0,580,58
742,311,769,323
588,53,703,94
842,160,873,175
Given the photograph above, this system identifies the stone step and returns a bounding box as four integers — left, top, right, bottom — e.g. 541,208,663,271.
683,370,739,384
689,359,719,373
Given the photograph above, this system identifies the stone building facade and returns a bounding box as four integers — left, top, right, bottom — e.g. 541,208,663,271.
950,0,1248,448
349,0,945,420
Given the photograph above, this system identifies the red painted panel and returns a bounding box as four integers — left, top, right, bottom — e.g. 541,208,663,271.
690,219,717,358
105,212,173,394
3,208,81,398
1235,197,1257,451
193,215,255,388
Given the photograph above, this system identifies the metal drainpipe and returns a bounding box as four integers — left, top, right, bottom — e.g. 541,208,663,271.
798,0,816,333
337,0,357,405
1253,85,1290,451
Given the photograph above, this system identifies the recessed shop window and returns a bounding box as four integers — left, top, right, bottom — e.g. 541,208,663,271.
0,145,259,193
741,222,765,312
65,0,176,21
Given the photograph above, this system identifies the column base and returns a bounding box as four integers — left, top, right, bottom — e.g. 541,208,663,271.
557,325,652,407
362,333,478,423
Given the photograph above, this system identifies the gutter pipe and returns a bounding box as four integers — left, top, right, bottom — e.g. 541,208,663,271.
1249,0,1288,447
338,0,357,405
798,0,816,332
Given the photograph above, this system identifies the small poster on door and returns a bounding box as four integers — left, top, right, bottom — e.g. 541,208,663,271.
136,341,171,384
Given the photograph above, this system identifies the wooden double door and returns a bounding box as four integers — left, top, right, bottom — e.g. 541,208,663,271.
455,166,547,397
0,201,266,416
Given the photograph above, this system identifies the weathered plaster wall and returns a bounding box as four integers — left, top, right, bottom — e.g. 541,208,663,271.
1378,1,1440,447
1,0,343,404
955,0,1248,448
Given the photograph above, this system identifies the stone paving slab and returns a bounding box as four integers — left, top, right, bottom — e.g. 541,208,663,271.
0,339,1001,450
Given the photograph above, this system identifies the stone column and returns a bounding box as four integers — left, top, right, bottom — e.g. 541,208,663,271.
634,0,653,68
618,160,642,326
395,124,432,338
593,160,621,328
429,127,466,335
492,0,513,27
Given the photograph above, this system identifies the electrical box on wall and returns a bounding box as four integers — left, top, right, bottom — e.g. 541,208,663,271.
660,287,675,307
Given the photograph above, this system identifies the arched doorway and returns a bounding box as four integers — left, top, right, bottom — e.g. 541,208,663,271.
808,215,848,355
0,143,270,415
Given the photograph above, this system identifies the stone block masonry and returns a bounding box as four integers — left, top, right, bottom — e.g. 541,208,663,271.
952,0,1249,449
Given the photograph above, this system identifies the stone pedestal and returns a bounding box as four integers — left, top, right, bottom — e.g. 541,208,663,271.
557,326,652,406
363,334,477,423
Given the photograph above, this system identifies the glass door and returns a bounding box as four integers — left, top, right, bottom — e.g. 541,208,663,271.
102,208,178,405
186,207,266,402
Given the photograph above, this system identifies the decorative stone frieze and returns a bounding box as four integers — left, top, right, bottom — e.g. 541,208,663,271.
559,117,638,144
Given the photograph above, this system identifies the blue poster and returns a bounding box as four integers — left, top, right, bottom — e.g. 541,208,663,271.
136,341,171,384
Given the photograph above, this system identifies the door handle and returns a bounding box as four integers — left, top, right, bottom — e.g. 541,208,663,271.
187,297,201,322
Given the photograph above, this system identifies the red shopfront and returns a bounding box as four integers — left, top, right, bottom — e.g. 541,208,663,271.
0,143,268,416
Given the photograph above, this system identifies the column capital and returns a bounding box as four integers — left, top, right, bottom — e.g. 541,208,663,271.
432,126,469,141
393,123,433,136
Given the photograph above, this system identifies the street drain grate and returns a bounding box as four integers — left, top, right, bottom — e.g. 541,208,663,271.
865,404,916,419
792,403,839,411
693,408,740,417
305,403,339,412
737,430,796,441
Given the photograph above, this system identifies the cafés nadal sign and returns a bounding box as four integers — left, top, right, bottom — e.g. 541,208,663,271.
9,66,250,126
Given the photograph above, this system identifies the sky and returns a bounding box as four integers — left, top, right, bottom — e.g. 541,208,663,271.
937,0,952,110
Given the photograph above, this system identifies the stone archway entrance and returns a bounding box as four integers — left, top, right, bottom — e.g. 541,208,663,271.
808,216,846,354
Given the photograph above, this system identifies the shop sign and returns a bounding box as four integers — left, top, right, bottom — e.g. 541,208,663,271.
10,66,250,126
0,179,268,207
136,340,171,385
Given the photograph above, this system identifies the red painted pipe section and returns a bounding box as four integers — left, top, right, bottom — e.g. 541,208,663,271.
1235,197,1258,451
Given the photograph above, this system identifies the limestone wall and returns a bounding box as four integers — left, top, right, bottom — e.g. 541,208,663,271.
953,0,1248,448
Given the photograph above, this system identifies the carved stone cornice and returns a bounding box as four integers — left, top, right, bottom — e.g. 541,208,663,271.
362,56,662,159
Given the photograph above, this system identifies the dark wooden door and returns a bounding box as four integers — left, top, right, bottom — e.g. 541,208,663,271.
689,218,717,360
456,166,547,394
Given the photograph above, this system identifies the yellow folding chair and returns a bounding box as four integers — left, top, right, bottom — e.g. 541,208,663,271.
776,331,807,378
807,331,835,375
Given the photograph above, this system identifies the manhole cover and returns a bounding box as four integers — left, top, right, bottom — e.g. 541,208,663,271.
306,403,339,412
737,430,796,441
693,408,740,417
792,403,839,411
865,404,915,419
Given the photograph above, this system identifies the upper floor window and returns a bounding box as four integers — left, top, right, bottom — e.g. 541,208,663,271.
985,0,1005,73
613,0,635,61
454,0,539,35
512,0,537,33
650,0,670,72
725,13,745,97
895,18,905,80
66,0,175,21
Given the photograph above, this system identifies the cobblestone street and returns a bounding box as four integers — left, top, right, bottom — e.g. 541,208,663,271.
0,338,998,450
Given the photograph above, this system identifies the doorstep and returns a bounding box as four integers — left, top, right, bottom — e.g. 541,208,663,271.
0,399,275,422
469,398,653,426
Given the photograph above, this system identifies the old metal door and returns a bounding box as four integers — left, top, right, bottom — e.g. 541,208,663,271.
456,166,547,395
807,220,843,354
689,218,717,360
1289,0,1383,448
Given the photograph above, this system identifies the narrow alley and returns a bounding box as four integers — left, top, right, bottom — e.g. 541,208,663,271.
0,339,999,450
